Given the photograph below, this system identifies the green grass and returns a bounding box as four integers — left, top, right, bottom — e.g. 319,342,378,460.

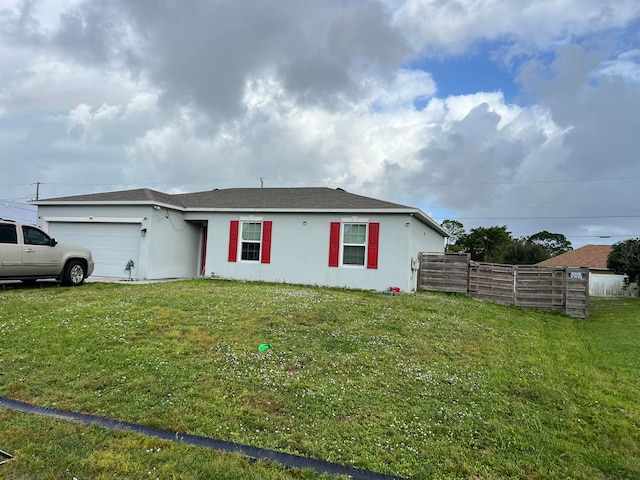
0,280,638,479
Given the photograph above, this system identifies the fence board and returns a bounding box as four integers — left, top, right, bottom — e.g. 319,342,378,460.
469,262,514,305
419,252,469,294
418,253,589,319
513,265,567,314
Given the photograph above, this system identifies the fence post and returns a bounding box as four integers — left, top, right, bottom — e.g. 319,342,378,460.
513,266,517,306
562,267,568,316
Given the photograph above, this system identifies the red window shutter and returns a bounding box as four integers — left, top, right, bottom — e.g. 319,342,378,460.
261,221,272,264
367,222,380,269
228,220,239,262
328,222,340,267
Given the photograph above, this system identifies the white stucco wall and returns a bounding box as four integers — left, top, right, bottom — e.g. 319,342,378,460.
589,273,633,297
407,217,447,290
201,212,445,292
143,207,202,279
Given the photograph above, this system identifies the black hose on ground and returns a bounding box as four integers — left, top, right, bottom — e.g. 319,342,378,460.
0,396,406,480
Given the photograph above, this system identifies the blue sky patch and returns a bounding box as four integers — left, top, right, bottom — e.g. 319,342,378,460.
411,53,519,104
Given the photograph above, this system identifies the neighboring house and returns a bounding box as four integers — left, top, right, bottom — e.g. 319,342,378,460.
536,244,631,296
32,187,447,292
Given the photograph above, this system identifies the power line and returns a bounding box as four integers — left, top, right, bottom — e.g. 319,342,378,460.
1,196,34,202
434,215,640,220
512,234,639,239
0,200,37,212
447,203,639,210
8,173,640,189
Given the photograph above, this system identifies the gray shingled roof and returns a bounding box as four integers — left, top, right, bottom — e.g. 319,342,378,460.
34,187,447,235
177,188,409,209
37,188,185,207
37,187,410,210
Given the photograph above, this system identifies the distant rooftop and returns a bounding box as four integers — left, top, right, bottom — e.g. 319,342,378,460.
536,244,613,270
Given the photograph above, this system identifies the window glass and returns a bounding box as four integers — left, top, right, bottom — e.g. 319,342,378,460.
242,222,262,241
22,226,51,246
241,222,261,261
241,242,260,261
0,224,18,244
342,223,366,266
343,224,366,244
343,245,365,265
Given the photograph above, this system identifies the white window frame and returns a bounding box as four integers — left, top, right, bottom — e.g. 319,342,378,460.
340,221,368,267
239,220,263,262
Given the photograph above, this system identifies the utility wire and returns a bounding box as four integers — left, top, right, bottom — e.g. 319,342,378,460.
0,203,37,212
7,174,640,189
434,215,640,220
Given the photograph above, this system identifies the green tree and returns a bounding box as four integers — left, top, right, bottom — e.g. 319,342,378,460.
607,238,640,285
500,238,550,265
528,231,573,258
441,219,466,252
461,225,513,262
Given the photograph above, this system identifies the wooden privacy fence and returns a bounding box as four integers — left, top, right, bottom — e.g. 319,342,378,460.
419,252,589,319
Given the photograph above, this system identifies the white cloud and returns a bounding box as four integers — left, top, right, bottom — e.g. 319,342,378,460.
393,0,640,56
367,68,437,110
116,72,558,210
599,49,640,83
0,0,639,244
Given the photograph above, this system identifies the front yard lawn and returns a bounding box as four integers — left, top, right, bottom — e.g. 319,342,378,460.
0,280,638,479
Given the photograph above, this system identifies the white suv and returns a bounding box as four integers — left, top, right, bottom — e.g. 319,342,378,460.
0,219,94,286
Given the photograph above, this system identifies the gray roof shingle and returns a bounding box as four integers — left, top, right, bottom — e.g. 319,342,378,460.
37,187,409,210
38,188,185,207
177,187,409,209
34,187,447,235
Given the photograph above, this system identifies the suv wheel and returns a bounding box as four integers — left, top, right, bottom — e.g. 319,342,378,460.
62,260,86,286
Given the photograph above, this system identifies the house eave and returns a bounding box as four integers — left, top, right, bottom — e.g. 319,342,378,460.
33,200,448,237
32,200,187,211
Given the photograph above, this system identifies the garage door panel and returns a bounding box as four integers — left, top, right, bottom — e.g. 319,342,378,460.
48,223,140,278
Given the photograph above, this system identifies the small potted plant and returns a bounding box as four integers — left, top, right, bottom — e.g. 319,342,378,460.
124,259,135,281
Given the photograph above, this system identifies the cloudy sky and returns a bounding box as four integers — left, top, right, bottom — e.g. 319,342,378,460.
1,0,639,247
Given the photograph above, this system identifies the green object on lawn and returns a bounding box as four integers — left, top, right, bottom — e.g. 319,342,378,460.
258,344,271,352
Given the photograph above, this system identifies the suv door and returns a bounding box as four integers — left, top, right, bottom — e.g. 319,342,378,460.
20,225,61,276
0,223,22,276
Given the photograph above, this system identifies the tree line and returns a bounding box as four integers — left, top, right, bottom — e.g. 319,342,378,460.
442,220,640,287
441,220,572,265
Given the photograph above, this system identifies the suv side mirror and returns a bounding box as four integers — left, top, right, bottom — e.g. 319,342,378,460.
50,238,58,247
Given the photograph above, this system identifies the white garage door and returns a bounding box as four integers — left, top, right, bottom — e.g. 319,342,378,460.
48,222,141,278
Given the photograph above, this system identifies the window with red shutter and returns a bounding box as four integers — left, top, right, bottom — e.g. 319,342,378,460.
230,220,272,263
329,221,380,268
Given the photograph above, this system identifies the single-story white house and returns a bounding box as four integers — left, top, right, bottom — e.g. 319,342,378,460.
33,187,447,291
536,244,635,297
